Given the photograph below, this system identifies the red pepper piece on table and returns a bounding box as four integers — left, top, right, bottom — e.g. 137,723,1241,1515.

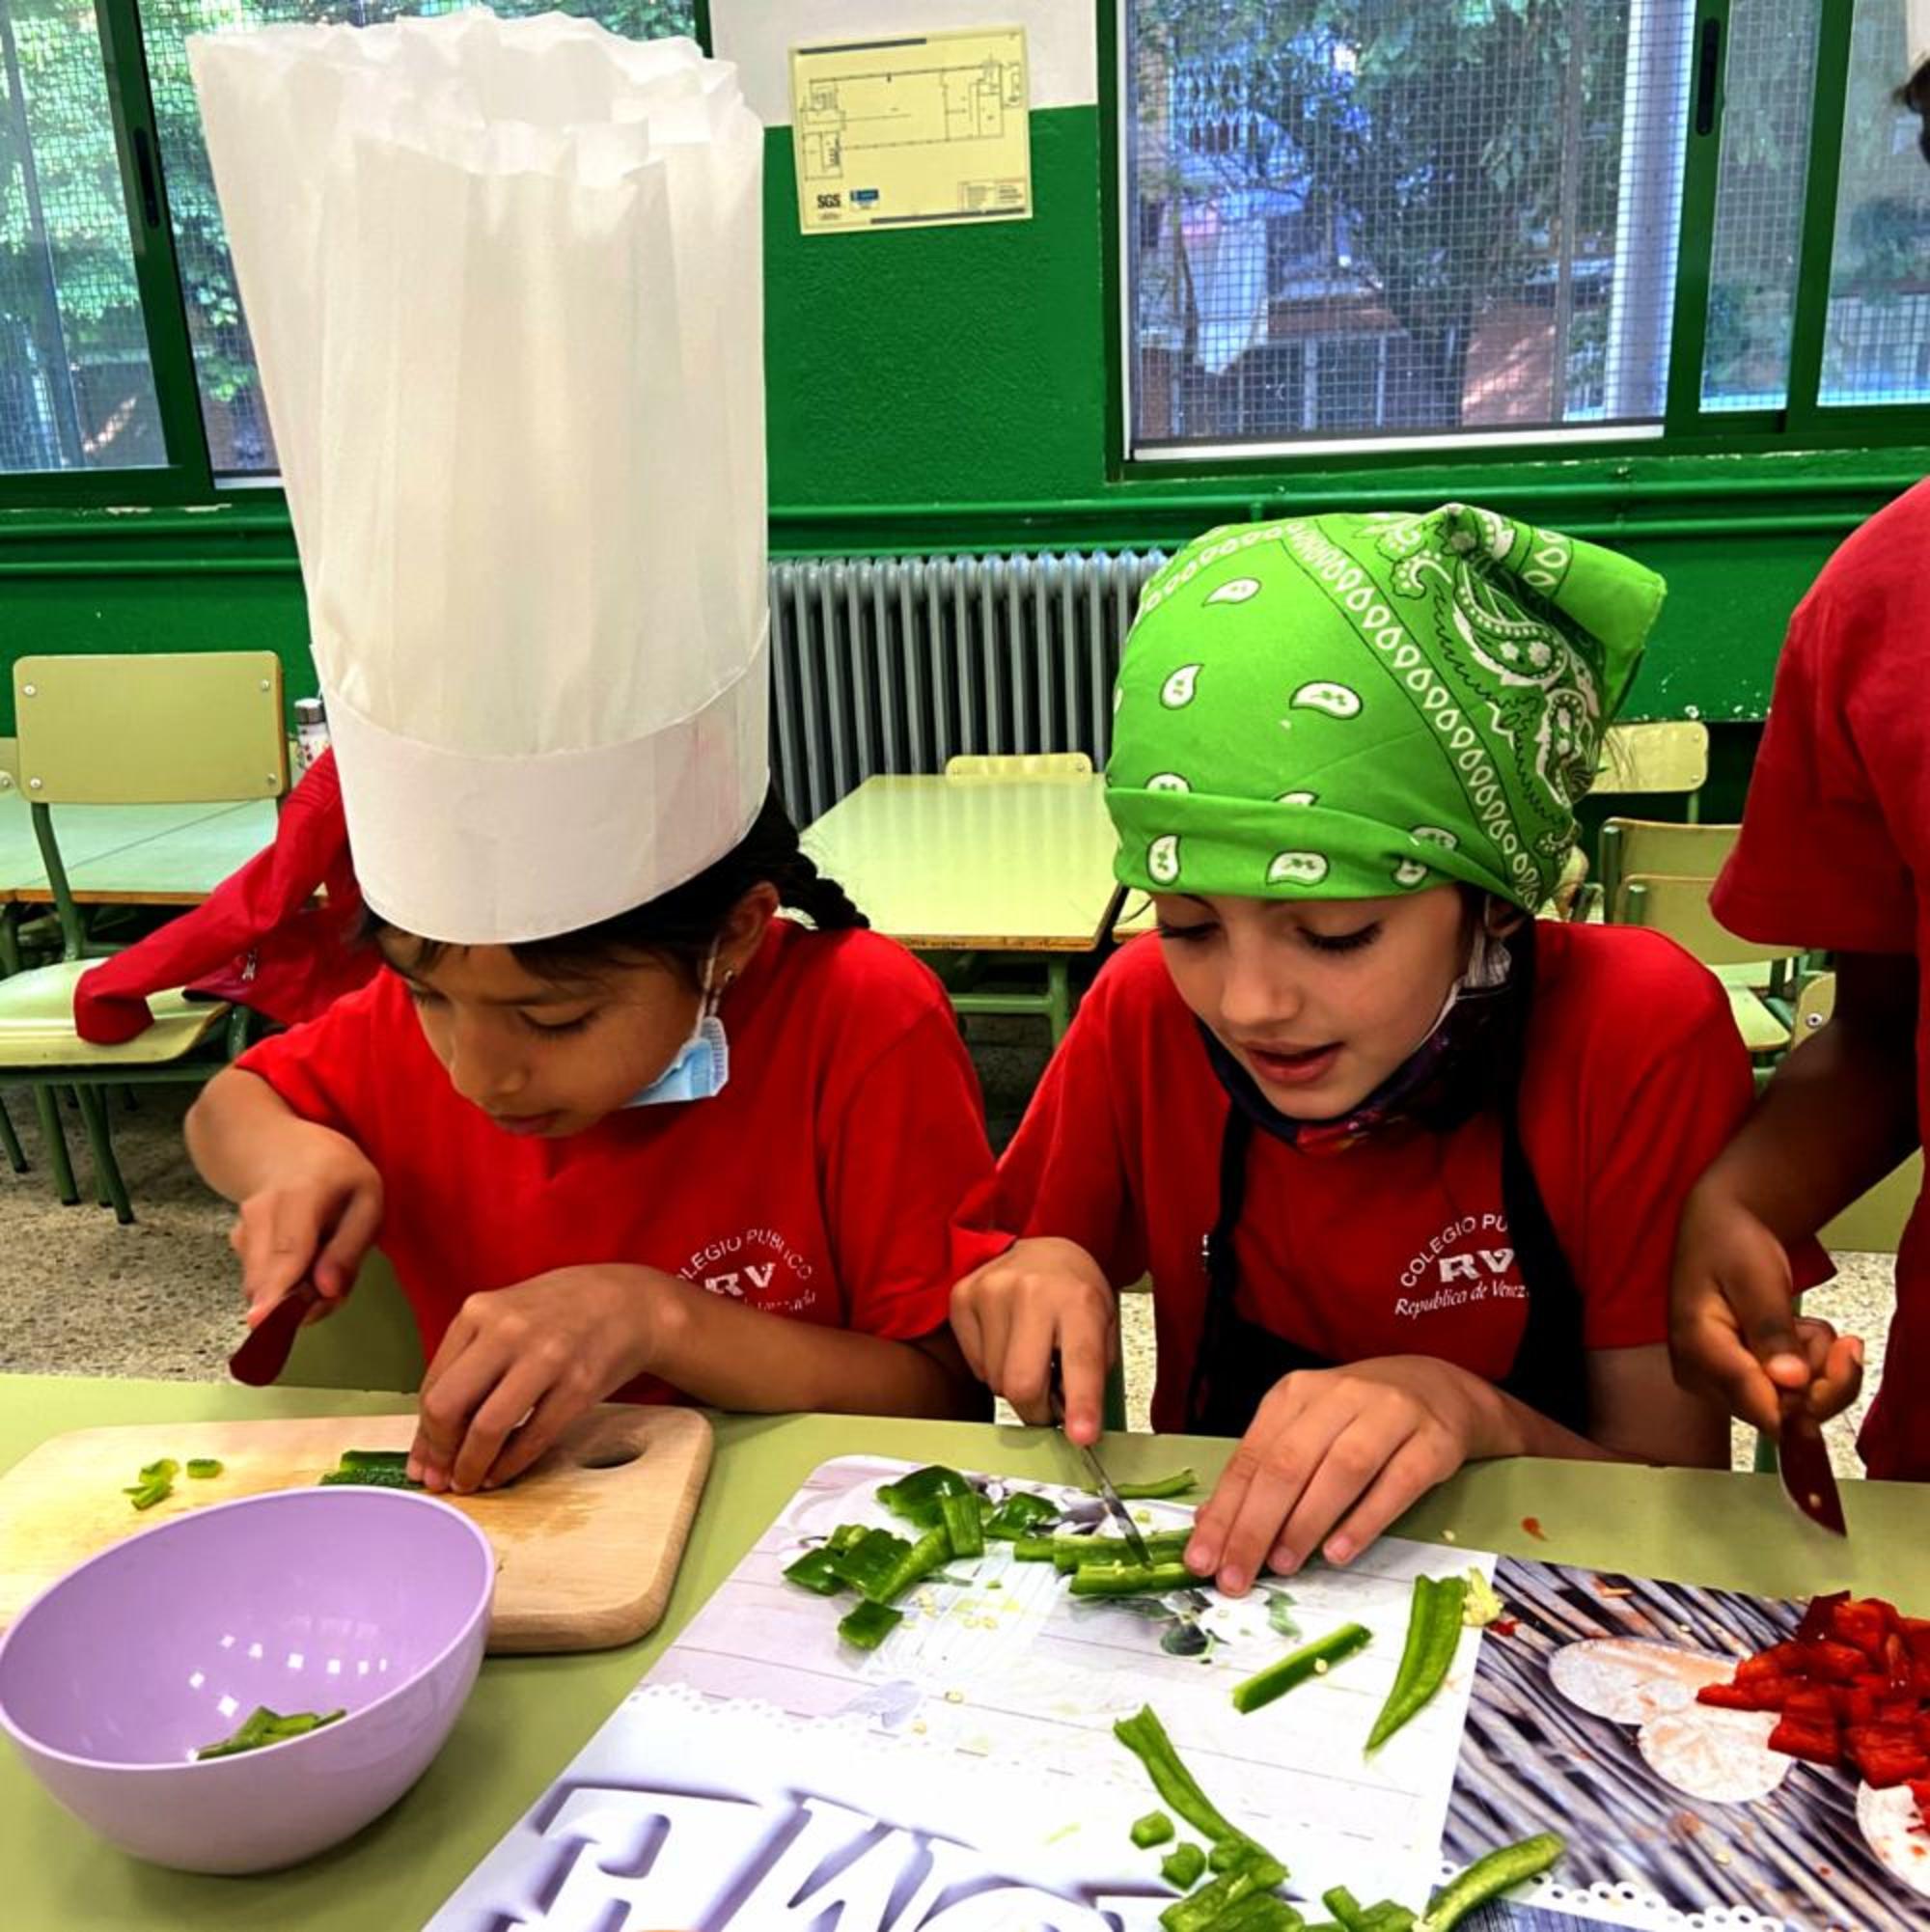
1848,1724,1930,1788
1833,1598,1895,1661
1783,1685,1836,1724
1799,1640,1871,1684
1768,1714,1842,1767
1842,1683,1883,1725
1901,1617,1930,1665
1739,1642,1806,1681
1696,1684,1763,1712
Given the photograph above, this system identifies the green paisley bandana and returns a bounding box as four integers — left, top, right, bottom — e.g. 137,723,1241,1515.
1107,503,1666,911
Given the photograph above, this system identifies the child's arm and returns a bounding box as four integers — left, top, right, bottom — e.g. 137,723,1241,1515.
184,1066,385,1321
404,1265,982,1493
1670,951,1918,1433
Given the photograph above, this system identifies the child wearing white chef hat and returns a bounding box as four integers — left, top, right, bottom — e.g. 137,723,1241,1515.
182,14,988,1492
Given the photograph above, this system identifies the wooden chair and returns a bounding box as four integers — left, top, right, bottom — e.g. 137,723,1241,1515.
0,652,288,1222
943,752,1094,780
1613,874,1802,1058
1596,817,1741,927
1595,721,1710,816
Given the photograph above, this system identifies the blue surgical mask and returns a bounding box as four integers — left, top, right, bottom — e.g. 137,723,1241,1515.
621,944,731,1108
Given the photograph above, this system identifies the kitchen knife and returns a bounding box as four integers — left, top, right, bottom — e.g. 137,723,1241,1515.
1048,1359,1154,1566
1778,1391,1849,1538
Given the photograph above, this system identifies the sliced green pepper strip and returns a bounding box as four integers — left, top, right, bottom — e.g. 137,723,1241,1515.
1130,1809,1174,1849
837,1600,904,1651
1362,1907,1416,1932
1213,1898,1303,1932
1068,1560,1198,1599
337,1449,411,1472
1321,1889,1368,1932
1233,1622,1371,1715
783,1547,850,1597
1112,1706,1244,1849
875,1465,975,1530
872,1527,951,1603
1161,1842,1207,1889
1109,1469,1198,1501
185,1458,224,1479
126,1476,173,1511
821,1527,913,1599
1053,1531,1194,1572
1420,1834,1563,1932
984,1491,1060,1540
1012,1534,1060,1562
139,1458,179,1483
194,1706,345,1760
318,1466,423,1490
940,1490,984,1559
1366,1575,1469,1752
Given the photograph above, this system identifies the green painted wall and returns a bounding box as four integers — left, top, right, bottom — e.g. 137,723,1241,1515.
3,104,1925,740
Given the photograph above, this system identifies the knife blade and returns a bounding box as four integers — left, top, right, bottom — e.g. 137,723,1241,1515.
1047,1361,1154,1566
227,1279,321,1389
1778,1391,1848,1538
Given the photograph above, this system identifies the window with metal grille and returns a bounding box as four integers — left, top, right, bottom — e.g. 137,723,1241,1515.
1,0,164,474
1123,0,1698,456
2,0,694,481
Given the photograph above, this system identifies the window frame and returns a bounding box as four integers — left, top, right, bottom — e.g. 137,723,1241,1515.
0,0,713,510
1105,0,1924,481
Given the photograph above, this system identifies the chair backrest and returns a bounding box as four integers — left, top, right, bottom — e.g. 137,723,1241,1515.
1597,816,1738,912
944,752,1094,781
1596,721,1709,798
281,1251,427,1394
14,652,288,806
1791,973,1923,1255
1613,874,1806,968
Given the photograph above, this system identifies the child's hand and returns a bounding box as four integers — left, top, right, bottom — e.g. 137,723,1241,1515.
1185,1357,1506,1595
949,1237,1117,1443
1669,1182,1863,1434
409,1267,658,1494
228,1128,384,1325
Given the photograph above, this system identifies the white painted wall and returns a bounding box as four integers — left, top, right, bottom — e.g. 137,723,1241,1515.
710,0,1099,125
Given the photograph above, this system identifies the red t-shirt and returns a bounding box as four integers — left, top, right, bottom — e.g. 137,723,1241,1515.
956,923,1752,1433
1714,478,1930,1479
237,920,992,1398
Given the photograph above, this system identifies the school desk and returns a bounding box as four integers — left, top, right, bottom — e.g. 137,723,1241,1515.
802,774,1125,1039
0,1372,1909,1931
9,799,280,908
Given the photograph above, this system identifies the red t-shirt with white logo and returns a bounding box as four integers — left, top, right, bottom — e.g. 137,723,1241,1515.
1713,479,1930,1479
237,920,992,1399
955,923,1752,1432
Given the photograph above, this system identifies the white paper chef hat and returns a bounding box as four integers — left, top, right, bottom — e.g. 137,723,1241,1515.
190,13,768,944
1913,0,1930,82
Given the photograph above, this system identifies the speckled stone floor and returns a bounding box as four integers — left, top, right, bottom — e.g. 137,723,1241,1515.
0,1036,1895,1481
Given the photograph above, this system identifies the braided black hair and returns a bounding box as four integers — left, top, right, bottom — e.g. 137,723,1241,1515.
367,786,868,986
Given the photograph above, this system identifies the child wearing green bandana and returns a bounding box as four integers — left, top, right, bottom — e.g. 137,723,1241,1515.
952,504,1754,1596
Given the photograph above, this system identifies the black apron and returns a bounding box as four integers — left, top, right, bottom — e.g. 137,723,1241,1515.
1182,929,1590,1440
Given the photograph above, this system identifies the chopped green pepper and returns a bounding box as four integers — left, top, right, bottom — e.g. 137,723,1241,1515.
124,1475,173,1511
1232,1622,1372,1715
782,1547,850,1597
984,1491,1060,1540
1068,1560,1198,1599
1012,1534,1060,1562
1366,1575,1469,1752
1161,1842,1207,1889
836,1600,904,1651
1160,1847,1289,1932
337,1449,411,1472
819,1526,914,1600
875,1465,975,1530
139,1458,179,1483
194,1705,345,1760
873,1527,951,1603
318,1465,423,1490
1131,1809,1175,1848
940,1490,985,1559
1109,1469,1198,1501
1363,1908,1417,1932
1322,1889,1368,1932
1112,1706,1244,1849
1212,1899,1303,1932
1420,1834,1563,1932
185,1458,223,1480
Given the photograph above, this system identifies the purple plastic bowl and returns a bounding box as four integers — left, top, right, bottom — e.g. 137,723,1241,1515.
0,1485,495,1874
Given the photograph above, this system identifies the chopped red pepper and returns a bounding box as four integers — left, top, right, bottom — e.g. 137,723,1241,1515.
1798,1640,1869,1684
1831,1597,1894,1660
1520,1516,1548,1542
1768,1714,1842,1766
1797,1591,1850,1642
1696,1683,1766,1712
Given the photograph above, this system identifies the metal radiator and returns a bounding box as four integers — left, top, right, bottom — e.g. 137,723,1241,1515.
767,551,1169,825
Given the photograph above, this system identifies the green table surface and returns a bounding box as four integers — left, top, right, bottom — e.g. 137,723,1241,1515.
0,1374,1906,1930
803,775,1122,952
45,799,277,904
0,792,260,900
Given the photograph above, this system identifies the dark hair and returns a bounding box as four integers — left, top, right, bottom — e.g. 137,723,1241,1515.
366,786,868,984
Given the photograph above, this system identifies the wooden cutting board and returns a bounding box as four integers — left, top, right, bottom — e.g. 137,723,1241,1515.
0,1404,711,1655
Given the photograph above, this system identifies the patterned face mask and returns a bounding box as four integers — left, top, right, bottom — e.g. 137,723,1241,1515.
1107,504,1667,915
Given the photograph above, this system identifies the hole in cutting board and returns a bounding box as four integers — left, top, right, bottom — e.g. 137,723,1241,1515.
579,1444,646,1471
